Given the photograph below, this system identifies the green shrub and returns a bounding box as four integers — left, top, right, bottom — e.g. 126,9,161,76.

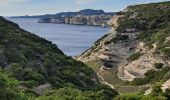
114,92,167,100
145,43,154,49
0,69,29,100
164,88,170,98
152,29,170,44
161,48,170,57
36,87,117,100
114,83,167,100
127,52,142,61
154,63,163,69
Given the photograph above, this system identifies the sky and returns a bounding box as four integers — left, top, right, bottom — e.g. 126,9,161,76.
0,0,169,16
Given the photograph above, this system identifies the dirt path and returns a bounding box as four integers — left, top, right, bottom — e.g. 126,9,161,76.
97,73,115,89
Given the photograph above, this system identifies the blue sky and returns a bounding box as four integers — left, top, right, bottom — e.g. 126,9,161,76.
0,0,169,16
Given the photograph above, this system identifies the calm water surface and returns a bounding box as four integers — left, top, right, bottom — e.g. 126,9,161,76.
8,18,109,56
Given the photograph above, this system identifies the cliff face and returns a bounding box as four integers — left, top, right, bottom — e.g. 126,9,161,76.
38,15,111,27
77,1,170,93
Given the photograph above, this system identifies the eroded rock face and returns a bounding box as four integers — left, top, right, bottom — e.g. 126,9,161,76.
77,15,139,71
78,24,169,81
107,15,124,29
77,15,127,63
162,79,170,92
77,3,170,82
34,84,52,95
118,42,169,81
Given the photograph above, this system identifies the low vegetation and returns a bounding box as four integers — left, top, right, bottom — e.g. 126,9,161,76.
0,69,29,100
113,0,170,84
117,1,170,58
114,83,168,100
127,52,142,62
129,66,170,86
116,2,170,33
154,63,163,69
36,86,117,100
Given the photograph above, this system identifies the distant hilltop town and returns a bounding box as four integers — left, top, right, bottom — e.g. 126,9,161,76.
37,9,116,27
12,9,116,27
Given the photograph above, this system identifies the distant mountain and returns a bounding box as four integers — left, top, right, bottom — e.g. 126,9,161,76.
78,9,105,15
11,9,116,18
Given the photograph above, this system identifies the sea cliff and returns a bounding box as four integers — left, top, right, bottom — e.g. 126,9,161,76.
38,15,112,27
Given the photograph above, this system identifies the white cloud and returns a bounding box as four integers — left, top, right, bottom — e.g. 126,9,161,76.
76,0,98,4
134,0,169,5
0,0,24,5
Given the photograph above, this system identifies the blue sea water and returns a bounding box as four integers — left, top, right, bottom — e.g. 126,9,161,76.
8,18,109,56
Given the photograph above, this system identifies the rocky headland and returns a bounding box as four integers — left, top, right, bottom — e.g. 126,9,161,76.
38,15,112,27
77,1,170,98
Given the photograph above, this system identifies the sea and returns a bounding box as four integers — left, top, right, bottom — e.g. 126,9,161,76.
8,18,109,56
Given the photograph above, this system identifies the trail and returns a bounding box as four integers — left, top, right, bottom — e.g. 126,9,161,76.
97,73,115,89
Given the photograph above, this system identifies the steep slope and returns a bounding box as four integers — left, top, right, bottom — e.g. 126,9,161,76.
77,1,170,94
0,16,118,100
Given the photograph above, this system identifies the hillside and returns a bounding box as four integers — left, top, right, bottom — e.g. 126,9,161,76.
0,16,118,100
77,1,170,99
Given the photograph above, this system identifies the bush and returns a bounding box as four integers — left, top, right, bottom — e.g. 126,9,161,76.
161,48,170,57
154,63,163,69
0,69,29,100
164,88,170,98
145,43,154,49
127,52,142,61
36,87,118,100
114,83,167,100
114,92,167,100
